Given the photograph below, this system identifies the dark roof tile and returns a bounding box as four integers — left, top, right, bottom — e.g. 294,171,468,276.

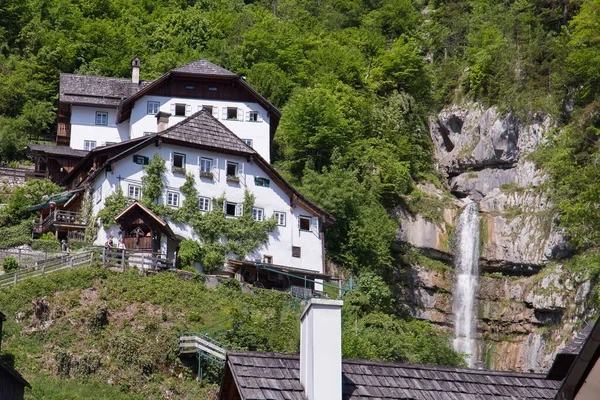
225,352,561,400
172,59,238,77
28,143,89,158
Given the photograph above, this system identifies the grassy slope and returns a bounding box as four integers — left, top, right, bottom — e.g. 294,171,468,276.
0,268,301,399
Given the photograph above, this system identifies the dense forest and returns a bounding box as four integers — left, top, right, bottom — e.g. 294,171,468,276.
2,0,600,396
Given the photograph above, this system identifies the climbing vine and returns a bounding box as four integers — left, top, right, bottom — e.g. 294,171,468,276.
99,157,276,272
97,186,129,228
173,173,277,272
81,187,98,241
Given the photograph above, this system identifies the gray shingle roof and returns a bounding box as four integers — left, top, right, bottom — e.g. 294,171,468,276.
225,351,561,400
159,109,255,155
172,59,237,77
562,322,594,355
59,73,150,107
27,143,89,158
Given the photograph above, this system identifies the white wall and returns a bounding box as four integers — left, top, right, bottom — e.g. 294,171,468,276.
90,142,323,273
128,95,272,162
70,106,130,150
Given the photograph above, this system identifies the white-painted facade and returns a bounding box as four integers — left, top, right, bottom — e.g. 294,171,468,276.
69,106,129,150
69,97,272,161
90,142,324,273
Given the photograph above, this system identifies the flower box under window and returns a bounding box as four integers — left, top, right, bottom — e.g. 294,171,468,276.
200,170,213,179
227,175,240,183
172,166,186,175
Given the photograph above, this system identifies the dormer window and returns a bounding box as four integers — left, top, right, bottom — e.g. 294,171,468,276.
95,111,108,125
248,111,259,122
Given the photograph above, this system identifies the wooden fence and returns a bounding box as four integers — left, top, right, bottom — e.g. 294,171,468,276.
0,247,174,289
100,248,175,272
0,248,62,268
0,250,95,287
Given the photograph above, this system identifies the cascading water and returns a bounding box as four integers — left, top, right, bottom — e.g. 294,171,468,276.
452,201,480,368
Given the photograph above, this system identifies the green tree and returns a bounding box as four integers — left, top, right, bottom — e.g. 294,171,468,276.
4,179,62,224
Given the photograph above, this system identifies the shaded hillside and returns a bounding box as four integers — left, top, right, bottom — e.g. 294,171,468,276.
0,267,461,399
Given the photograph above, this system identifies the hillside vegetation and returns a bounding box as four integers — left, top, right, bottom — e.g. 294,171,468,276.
2,0,600,394
0,267,461,398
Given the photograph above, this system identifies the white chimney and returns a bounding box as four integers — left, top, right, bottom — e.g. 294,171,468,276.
131,56,141,84
156,111,171,132
300,299,343,400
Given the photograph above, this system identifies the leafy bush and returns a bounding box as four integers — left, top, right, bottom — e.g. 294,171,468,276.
31,239,61,253
0,220,32,249
177,239,202,268
2,179,62,225
2,256,19,272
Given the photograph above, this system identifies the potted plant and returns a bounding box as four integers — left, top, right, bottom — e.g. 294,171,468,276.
227,175,239,183
171,166,186,175
200,170,213,179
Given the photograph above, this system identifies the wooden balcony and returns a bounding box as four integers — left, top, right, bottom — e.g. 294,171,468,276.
34,210,86,234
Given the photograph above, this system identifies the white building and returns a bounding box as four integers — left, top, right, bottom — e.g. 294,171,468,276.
57,58,279,162
43,109,334,287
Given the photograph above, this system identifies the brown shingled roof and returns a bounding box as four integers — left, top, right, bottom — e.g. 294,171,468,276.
223,351,561,400
159,109,255,155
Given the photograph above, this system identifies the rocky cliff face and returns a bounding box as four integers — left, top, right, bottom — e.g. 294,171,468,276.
397,103,591,372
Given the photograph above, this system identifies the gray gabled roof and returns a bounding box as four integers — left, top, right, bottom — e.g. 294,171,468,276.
159,109,255,155
27,143,89,158
224,351,561,400
59,73,149,107
172,59,238,77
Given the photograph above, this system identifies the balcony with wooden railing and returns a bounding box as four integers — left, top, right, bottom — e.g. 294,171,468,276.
34,210,86,234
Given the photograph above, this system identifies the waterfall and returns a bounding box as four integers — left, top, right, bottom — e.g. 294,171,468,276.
452,201,480,368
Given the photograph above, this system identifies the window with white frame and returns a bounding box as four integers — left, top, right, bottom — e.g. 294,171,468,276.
147,101,160,115
225,201,243,217
173,153,186,169
95,111,108,125
200,157,212,173
274,211,286,226
299,216,311,231
242,139,253,147
166,191,179,207
202,105,213,114
226,161,238,177
175,103,186,116
199,197,211,212
226,107,238,120
84,140,97,151
128,184,141,200
248,111,259,122
252,207,264,222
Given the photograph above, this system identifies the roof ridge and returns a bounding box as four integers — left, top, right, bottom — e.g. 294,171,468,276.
60,72,137,81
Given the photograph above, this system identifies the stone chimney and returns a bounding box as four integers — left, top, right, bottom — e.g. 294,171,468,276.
300,299,343,400
156,111,171,132
131,56,141,84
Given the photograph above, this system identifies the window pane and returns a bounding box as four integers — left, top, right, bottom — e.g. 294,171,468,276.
226,162,237,176
173,153,185,168
299,217,311,231
147,101,159,115
175,104,186,116
200,158,212,172
226,202,236,216
227,108,237,120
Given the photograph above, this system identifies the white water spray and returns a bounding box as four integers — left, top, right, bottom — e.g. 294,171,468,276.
452,201,480,368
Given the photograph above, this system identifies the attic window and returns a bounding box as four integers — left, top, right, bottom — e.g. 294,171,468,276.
299,216,311,231
202,105,213,114
227,108,238,120
208,87,217,91
185,85,195,90
175,103,186,116
292,246,301,258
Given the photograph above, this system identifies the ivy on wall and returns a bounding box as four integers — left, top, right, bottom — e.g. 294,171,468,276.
99,155,276,272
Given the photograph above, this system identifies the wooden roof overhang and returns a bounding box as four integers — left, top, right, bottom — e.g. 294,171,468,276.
114,201,176,240
228,259,332,281
116,72,281,126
